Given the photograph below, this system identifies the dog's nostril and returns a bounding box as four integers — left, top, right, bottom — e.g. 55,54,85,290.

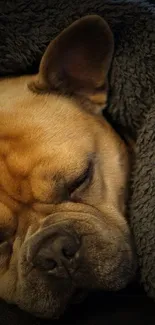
41,258,57,271
61,236,80,261
34,252,57,272
62,246,77,259
32,233,81,276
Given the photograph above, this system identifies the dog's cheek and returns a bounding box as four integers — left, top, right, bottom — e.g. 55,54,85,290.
72,222,134,290
0,242,12,270
0,263,18,303
16,271,73,318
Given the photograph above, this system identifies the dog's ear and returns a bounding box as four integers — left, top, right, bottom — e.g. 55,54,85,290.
30,15,114,114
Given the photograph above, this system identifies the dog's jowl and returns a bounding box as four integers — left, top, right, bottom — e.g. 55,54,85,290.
0,16,136,318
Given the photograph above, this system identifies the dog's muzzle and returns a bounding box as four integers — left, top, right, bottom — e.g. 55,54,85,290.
21,203,137,294
26,225,81,278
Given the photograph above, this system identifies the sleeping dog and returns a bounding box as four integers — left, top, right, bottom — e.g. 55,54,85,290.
0,15,136,318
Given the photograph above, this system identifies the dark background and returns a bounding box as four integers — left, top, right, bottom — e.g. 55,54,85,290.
0,283,155,325
0,0,155,324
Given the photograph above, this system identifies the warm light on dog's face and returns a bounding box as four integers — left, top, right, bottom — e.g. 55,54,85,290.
0,93,136,318
0,15,136,319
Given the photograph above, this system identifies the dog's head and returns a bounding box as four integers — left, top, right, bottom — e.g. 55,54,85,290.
0,16,136,318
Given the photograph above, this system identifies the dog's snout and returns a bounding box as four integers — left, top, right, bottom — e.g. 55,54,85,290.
30,232,81,277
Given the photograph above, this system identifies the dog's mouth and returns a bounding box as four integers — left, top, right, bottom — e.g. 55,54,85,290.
16,205,136,318
71,288,88,304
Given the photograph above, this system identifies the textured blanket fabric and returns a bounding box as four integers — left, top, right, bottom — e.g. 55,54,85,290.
0,0,155,302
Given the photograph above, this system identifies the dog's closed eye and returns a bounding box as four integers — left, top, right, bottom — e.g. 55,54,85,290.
68,160,93,195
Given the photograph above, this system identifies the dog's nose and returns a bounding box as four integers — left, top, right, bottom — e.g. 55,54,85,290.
32,234,80,277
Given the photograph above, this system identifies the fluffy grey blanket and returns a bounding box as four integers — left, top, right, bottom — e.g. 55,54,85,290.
0,0,155,301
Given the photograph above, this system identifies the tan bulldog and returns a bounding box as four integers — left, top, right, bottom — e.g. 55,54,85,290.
0,15,136,319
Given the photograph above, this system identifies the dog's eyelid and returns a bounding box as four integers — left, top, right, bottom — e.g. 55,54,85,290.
68,160,93,194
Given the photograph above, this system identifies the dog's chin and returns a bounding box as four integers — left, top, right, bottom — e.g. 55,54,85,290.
31,290,88,319
16,285,72,319
16,250,136,319
17,272,134,319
